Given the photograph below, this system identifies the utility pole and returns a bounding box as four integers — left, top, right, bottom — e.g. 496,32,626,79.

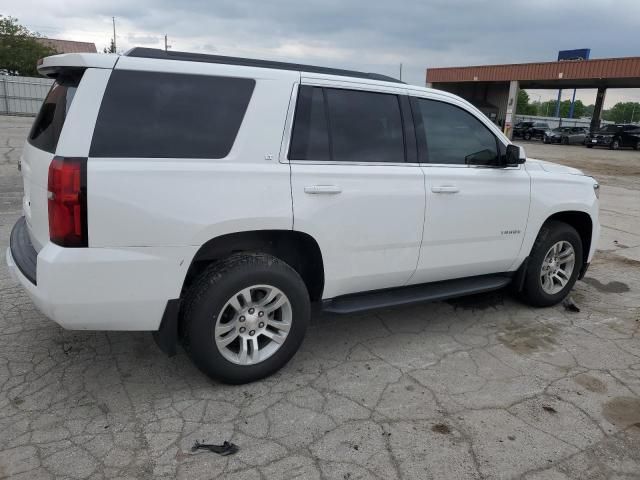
112,17,117,52
399,63,402,82
164,34,171,52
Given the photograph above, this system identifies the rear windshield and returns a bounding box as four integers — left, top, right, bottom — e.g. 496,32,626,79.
28,72,83,153
90,70,255,159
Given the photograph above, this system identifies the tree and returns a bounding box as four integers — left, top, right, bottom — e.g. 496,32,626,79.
0,16,57,76
537,99,586,119
583,104,595,118
103,38,116,54
602,102,640,123
517,90,538,115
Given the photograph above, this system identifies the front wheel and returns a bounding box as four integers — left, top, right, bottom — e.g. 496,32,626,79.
610,138,620,150
634,140,640,151
182,253,310,384
520,221,583,307
524,132,532,140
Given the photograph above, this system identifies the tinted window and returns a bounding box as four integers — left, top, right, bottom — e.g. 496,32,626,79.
29,73,82,153
289,86,330,160
325,88,405,163
415,99,499,165
90,71,255,158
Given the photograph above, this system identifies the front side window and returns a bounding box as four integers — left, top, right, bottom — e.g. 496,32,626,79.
415,99,499,165
289,86,405,163
90,71,255,158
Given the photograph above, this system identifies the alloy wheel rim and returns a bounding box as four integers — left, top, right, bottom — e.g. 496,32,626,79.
214,284,292,365
540,241,575,295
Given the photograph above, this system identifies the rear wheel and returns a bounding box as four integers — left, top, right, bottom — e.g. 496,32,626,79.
182,253,310,384
610,138,620,150
561,137,569,145
520,221,583,307
586,144,593,148
634,140,640,150
524,132,532,140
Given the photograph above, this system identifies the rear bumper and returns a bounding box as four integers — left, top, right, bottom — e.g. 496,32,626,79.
6,218,196,331
9,217,38,285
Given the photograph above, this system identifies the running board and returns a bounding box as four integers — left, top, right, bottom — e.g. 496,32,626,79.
322,274,512,314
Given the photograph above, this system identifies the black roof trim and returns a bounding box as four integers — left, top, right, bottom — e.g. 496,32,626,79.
124,47,403,84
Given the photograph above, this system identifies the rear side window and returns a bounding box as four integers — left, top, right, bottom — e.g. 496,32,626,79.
325,88,404,163
29,73,82,154
289,86,405,163
415,99,499,165
289,86,330,161
90,71,255,158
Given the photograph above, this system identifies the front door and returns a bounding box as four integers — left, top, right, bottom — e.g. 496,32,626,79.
288,84,426,299
410,97,531,284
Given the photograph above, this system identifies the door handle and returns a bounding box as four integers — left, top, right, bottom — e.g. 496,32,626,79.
304,185,342,195
431,185,459,194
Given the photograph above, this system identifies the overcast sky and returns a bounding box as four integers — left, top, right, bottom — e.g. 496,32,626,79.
6,0,640,109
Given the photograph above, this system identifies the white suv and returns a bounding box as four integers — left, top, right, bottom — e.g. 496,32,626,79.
7,48,600,384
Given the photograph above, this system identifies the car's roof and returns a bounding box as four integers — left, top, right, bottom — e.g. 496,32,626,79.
125,47,404,84
38,48,476,109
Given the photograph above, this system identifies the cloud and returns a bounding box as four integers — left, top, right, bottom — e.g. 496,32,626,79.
8,0,640,106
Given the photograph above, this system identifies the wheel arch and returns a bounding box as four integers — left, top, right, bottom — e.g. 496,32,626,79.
182,230,325,302
542,210,593,264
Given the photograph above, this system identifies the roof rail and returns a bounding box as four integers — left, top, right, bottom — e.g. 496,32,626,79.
124,47,403,84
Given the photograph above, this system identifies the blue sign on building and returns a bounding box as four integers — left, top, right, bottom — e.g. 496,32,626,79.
558,49,591,61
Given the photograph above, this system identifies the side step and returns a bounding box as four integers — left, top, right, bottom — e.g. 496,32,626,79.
322,274,512,314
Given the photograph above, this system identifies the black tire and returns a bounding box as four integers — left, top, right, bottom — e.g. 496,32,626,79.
634,141,640,151
524,132,532,140
610,138,620,150
561,137,569,145
520,221,583,308
543,136,549,144
586,144,593,148
182,253,310,384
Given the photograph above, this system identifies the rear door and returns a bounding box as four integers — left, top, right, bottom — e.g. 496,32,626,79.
410,96,531,284
288,83,426,299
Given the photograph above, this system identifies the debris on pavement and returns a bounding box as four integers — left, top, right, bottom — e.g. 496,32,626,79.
562,297,580,313
542,405,558,414
191,440,239,456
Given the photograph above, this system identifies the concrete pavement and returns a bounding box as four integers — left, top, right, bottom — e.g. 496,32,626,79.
1,116,639,479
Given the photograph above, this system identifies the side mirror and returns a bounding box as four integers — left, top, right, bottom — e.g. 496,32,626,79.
505,144,526,166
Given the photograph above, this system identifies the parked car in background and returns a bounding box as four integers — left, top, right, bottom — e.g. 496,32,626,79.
543,127,571,144
513,121,550,140
544,127,588,145
586,124,640,150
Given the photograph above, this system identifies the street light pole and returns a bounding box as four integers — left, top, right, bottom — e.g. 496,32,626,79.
112,17,117,52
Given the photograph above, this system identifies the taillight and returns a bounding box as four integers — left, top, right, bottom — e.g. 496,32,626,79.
47,156,88,247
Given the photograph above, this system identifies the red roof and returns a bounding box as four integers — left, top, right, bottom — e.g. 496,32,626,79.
36,38,97,54
427,57,640,84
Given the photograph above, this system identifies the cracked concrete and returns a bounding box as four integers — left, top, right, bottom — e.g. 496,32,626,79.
0,116,639,479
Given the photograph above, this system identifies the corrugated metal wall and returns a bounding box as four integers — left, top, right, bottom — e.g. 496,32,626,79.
0,75,53,116
427,57,640,83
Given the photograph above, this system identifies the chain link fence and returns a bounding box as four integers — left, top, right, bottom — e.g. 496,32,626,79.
0,75,53,116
